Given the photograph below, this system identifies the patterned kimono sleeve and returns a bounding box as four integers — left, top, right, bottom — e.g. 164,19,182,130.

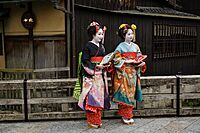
135,44,147,74
82,45,96,75
114,45,125,71
135,44,142,56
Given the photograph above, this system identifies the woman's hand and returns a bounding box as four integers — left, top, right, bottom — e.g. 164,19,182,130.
103,62,111,68
96,64,104,69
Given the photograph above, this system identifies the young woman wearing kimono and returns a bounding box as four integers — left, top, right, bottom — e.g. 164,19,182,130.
111,24,147,124
78,21,110,128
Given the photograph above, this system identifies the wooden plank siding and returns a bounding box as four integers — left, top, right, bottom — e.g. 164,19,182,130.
74,5,200,76
4,36,69,79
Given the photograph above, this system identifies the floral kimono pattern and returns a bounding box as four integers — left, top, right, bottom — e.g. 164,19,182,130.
78,69,109,112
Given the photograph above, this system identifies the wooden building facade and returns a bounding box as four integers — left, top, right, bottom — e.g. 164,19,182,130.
0,0,73,79
74,0,200,76
0,0,200,78
0,0,200,121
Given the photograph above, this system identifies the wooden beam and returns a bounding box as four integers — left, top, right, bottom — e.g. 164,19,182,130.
181,93,200,99
28,97,77,104
33,67,70,72
0,99,23,105
143,94,176,100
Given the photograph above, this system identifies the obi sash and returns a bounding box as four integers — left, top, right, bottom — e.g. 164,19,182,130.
90,56,104,63
122,52,147,64
122,52,137,59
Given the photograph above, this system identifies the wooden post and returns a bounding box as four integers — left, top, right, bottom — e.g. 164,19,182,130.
28,3,35,70
65,0,72,78
70,0,76,78
23,79,29,121
21,2,35,71
28,29,34,70
176,75,180,116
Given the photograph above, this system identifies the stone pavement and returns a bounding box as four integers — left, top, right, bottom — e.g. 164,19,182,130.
0,116,200,133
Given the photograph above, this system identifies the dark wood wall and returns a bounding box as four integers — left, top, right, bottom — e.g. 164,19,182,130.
182,0,200,16
75,5,200,76
75,0,136,10
136,0,170,7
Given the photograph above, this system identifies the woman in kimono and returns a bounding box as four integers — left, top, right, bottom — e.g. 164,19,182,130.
111,24,147,124
78,21,110,128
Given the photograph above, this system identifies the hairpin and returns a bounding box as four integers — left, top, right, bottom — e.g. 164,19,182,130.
103,26,107,33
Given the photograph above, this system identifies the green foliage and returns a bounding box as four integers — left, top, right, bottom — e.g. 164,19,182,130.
182,99,200,107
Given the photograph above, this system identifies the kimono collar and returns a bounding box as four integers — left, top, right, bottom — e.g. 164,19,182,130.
124,41,134,46
90,41,99,47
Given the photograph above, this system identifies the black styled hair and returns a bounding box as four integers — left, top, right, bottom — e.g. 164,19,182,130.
87,21,105,40
87,26,98,40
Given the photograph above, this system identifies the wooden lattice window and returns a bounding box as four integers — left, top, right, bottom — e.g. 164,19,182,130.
153,23,197,59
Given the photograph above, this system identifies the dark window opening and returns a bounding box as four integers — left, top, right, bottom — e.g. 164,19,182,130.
153,23,197,59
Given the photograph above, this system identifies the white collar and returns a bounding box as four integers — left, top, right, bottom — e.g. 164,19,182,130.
124,41,133,46
90,41,99,47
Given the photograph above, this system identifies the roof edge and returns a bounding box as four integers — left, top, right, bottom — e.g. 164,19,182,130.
75,4,200,20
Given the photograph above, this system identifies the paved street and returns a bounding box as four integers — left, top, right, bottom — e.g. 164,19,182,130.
0,116,200,133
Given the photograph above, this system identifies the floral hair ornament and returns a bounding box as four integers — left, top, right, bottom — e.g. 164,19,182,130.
119,24,127,29
131,24,137,30
89,21,99,26
87,21,100,32
119,24,128,34
131,24,137,37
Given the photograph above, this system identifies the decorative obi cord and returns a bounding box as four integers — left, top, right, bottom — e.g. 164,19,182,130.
90,56,104,64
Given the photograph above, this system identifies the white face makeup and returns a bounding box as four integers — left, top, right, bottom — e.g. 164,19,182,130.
92,29,104,44
125,29,135,44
